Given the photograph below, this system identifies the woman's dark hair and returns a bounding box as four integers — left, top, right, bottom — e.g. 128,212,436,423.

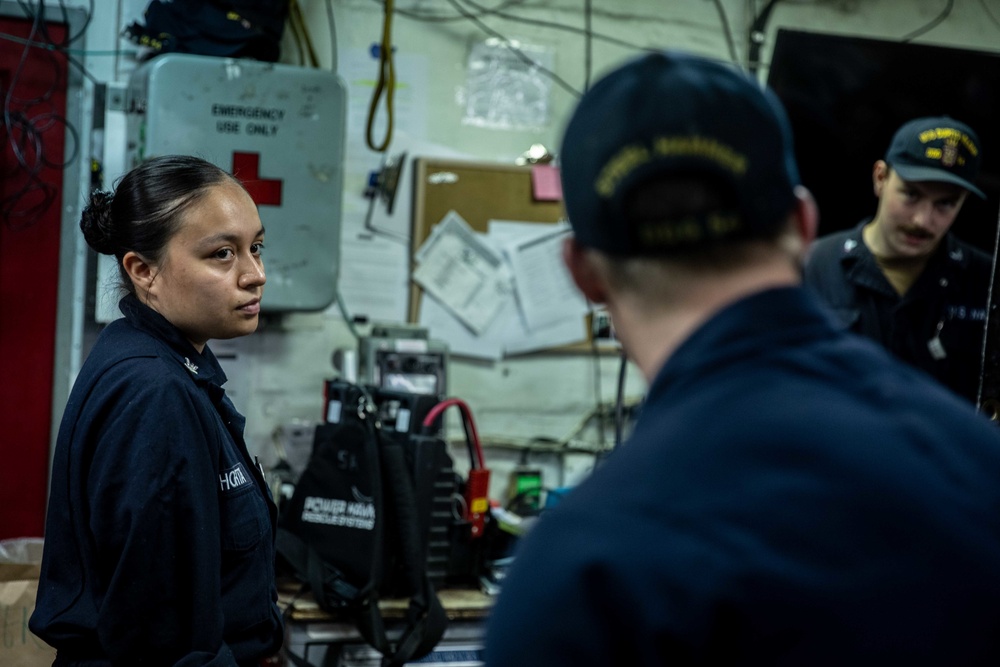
80,155,241,294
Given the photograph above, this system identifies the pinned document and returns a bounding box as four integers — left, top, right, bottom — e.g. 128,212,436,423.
413,211,511,334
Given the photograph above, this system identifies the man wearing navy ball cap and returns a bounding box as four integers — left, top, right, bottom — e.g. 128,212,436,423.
805,116,990,404
483,52,1000,666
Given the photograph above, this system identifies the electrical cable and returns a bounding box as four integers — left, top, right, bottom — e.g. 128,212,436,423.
583,0,592,92
613,349,629,449
980,0,1000,30
286,19,305,65
284,0,306,65
13,0,99,85
422,398,486,469
59,0,93,46
588,308,607,449
445,0,582,99
901,0,954,42
373,0,527,23
388,0,709,39
2,0,93,227
0,31,134,58
3,2,48,226
288,0,321,67
38,108,78,169
711,0,740,67
366,0,397,152
326,0,339,72
747,0,780,75
21,0,92,48
361,0,743,102
334,288,362,341
478,435,609,457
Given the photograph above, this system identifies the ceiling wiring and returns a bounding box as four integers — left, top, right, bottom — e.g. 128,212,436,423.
980,0,1000,30
284,15,306,65
287,0,321,67
325,0,339,72
711,0,740,67
387,0,742,100
901,0,954,42
400,0,663,55
745,0,961,74
444,0,582,99
747,0,780,74
368,0,528,23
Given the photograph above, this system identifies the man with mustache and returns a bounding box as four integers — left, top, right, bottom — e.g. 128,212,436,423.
804,116,991,404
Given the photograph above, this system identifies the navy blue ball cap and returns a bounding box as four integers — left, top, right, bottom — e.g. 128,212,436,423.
885,116,985,199
559,51,801,255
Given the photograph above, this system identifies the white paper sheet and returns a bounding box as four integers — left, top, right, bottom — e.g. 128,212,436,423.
502,222,589,332
418,219,588,359
413,211,511,334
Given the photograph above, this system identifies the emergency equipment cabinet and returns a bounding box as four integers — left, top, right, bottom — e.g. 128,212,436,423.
126,54,348,312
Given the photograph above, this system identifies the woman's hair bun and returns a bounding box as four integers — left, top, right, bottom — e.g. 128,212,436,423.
79,190,118,255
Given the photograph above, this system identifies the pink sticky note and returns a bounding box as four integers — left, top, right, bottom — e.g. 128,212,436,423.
531,164,563,201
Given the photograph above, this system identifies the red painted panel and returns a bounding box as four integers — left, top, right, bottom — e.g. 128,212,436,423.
232,151,283,206
0,15,70,540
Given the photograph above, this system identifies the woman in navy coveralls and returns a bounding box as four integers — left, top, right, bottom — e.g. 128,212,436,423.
30,155,283,666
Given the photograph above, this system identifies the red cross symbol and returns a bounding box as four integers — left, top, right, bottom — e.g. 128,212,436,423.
232,152,283,206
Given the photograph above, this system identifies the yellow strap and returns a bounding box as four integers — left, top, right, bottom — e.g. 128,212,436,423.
366,0,396,153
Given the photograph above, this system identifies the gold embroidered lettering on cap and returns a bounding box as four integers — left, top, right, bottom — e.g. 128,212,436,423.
595,145,651,197
942,142,958,167
652,136,747,175
707,213,742,237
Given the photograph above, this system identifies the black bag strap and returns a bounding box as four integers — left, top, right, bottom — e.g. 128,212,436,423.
355,437,448,667
276,526,369,611
357,387,387,605
277,387,384,610
280,584,322,667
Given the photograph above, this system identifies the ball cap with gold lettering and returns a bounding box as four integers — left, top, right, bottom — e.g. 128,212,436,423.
884,116,985,199
559,51,801,255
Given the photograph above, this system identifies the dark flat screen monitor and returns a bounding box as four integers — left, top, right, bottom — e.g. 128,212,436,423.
766,29,1000,254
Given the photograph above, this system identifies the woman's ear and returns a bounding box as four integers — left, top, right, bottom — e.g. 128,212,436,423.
122,251,155,295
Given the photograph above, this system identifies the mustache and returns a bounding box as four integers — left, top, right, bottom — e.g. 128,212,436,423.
899,225,934,239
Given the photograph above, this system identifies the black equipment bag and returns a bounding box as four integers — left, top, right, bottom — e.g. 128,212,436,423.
124,0,288,62
277,384,448,667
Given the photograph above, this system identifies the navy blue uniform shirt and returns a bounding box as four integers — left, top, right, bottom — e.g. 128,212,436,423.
30,294,283,666
485,287,1000,666
804,221,990,403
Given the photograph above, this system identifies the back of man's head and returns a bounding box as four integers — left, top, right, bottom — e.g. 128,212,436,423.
559,51,802,259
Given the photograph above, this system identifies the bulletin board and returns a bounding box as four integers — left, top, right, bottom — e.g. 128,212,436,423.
408,157,565,323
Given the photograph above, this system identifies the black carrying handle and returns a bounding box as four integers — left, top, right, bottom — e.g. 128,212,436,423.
356,438,448,667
